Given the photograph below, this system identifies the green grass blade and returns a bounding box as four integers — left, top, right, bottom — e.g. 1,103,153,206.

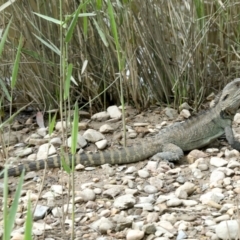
48,112,57,135
0,17,12,57
4,171,25,240
0,78,11,101
93,18,109,47
21,48,55,66
24,199,32,240
11,34,23,88
83,3,88,39
107,0,122,70
61,150,71,174
65,3,83,43
64,63,73,100
71,102,79,156
3,168,9,240
32,34,61,55
96,0,102,10
0,0,17,12
65,0,92,43
107,0,119,50
33,12,65,27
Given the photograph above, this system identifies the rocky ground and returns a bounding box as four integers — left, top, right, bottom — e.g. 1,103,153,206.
1,103,240,240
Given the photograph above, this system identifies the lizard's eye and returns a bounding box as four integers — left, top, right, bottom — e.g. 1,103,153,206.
222,94,229,101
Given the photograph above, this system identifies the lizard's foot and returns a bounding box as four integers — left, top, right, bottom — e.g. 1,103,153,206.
150,153,175,168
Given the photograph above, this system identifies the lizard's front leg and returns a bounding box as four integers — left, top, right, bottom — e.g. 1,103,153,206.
151,143,184,167
225,126,240,150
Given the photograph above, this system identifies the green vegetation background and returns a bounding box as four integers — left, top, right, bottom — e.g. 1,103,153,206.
1,0,240,112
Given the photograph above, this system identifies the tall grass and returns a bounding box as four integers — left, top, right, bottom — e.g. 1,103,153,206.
1,1,240,111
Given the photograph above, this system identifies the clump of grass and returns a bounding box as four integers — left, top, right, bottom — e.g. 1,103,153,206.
1,1,240,110
0,1,236,112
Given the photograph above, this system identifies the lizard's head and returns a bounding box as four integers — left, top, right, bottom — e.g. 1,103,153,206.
219,78,240,115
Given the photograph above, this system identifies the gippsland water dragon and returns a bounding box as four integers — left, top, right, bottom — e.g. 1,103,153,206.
1,78,240,178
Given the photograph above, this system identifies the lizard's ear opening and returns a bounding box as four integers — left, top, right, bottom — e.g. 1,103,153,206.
222,94,229,101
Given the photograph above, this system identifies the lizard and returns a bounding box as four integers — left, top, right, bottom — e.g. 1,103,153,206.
1,78,240,178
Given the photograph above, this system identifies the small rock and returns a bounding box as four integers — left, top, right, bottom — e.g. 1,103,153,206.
176,230,187,240
125,166,137,174
80,189,96,202
214,214,230,223
218,167,234,176
234,113,240,124
15,148,33,157
126,230,144,240
166,198,182,207
91,111,110,121
24,171,38,180
103,187,121,198
182,200,198,206
134,203,154,211
179,102,191,111
28,138,48,145
144,185,158,194
63,204,74,214
33,222,52,230
175,189,188,199
128,132,138,139
146,161,158,171
225,149,240,158
55,121,69,131
198,163,209,171
138,169,150,179
149,176,164,189
180,109,191,119
175,182,195,196
95,139,108,150
200,191,224,204
51,185,63,195
206,148,219,153
146,212,159,223
113,194,136,209
37,128,47,137
215,220,240,239
228,159,240,168
83,129,105,142
210,157,228,167
142,223,156,234
49,137,62,146
37,143,56,159
210,170,225,183
67,133,87,148
107,105,122,119
52,207,63,217
164,107,178,120
192,169,204,179
10,233,25,240
186,150,207,163
33,205,49,220
91,217,114,234
78,122,88,130
99,124,114,133
0,132,19,146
